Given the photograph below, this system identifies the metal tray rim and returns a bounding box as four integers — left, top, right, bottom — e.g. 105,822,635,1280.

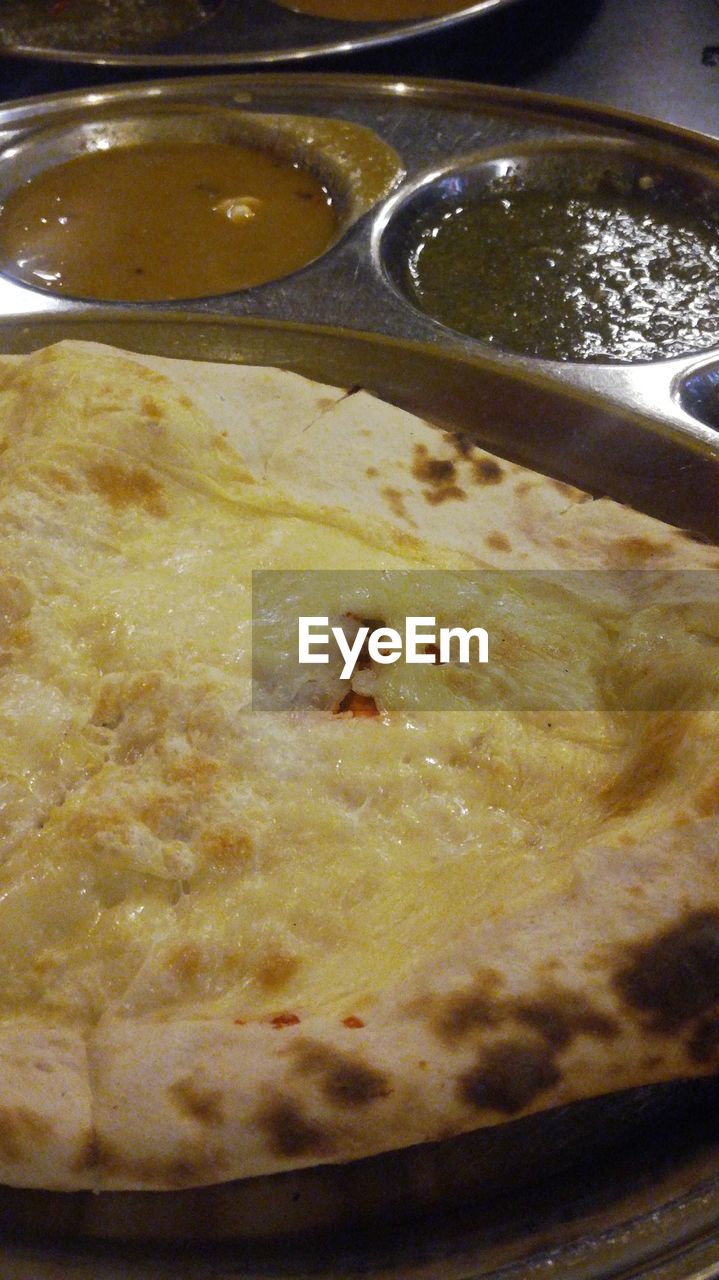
0,0,524,70
4,73,719,161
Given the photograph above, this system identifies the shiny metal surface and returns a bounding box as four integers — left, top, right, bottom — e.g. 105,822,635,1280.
1,74,719,451
0,0,523,69
0,311,718,1279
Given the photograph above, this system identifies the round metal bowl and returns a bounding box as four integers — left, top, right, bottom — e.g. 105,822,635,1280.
0,101,403,303
373,134,719,367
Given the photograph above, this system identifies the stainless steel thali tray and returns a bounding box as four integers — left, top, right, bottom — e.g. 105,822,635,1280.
0,0,523,69
0,312,719,1279
1,75,719,451
2,77,719,1277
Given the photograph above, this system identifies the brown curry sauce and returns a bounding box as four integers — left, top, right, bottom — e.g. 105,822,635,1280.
0,142,336,302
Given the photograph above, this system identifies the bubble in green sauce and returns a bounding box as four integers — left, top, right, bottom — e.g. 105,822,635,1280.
404,176,719,363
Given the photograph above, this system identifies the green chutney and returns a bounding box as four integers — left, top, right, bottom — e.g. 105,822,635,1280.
404,175,719,362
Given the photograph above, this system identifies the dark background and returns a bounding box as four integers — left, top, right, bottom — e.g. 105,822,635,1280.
1,0,718,138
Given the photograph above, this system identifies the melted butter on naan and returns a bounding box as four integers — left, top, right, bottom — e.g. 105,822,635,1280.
0,342,717,1029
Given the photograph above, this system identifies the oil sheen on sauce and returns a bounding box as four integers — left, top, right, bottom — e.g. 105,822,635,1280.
0,142,337,302
404,176,719,362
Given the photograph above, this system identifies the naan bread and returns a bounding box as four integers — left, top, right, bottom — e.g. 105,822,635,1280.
0,341,718,1207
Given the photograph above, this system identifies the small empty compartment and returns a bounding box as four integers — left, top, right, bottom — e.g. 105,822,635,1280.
676,358,719,432
377,137,719,365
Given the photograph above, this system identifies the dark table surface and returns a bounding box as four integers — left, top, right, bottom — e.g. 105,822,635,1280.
0,0,717,137
524,0,719,140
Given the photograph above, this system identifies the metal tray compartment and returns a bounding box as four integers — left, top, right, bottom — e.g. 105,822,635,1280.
1,75,719,443
376,134,719,363
0,101,403,299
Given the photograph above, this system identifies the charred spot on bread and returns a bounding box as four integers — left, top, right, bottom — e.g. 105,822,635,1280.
613,910,719,1032
382,485,415,525
472,458,504,485
256,952,302,992
291,1041,391,1107
689,1015,719,1064
412,446,456,487
424,485,467,505
458,1040,560,1115
549,478,587,503
513,988,619,1049
442,429,475,458
599,715,687,818
485,532,511,552
91,1141,227,1188
85,461,167,518
412,444,466,504
424,976,617,1053
257,1099,334,1160
0,1107,53,1165
426,973,502,1044
167,1078,225,1128
72,1132,100,1174
141,396,164,421
613,535,670,564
